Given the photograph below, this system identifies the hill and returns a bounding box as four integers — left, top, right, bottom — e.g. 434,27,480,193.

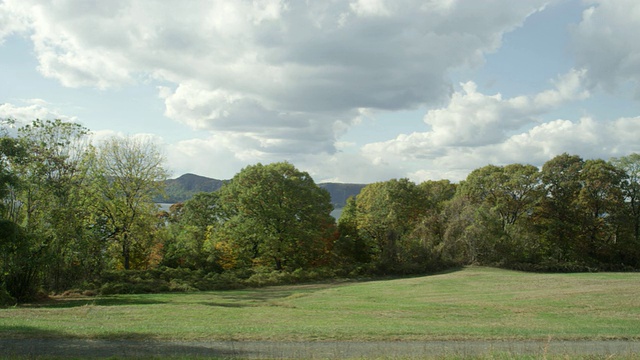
159,173,226,203
318,182,366,208
157,173,366,208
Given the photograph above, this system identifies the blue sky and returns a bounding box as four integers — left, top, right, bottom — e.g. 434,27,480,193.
1,0,640,183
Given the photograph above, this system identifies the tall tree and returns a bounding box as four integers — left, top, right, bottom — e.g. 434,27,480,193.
3,119,93,294
456,164,542,265
611,154,640,246
537,153,584,263
404,180,458,270
335,196,371,266
355,178,428,272
162,192,222,270
576,159,625,264
92,136,168,270
213,162,335,271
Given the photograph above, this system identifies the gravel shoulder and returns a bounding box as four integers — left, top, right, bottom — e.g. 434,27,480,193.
1,338,640,359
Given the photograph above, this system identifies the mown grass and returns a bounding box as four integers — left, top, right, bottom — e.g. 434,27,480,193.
0,266,639,342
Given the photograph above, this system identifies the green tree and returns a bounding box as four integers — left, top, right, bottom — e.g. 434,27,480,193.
537,153,584,263
455,164,541,265
611,154,640,246
575,159,625,264
213,162,335,271
162,192,222,270
0,123,30,302
91,136,168,270
355,178,428,272
334,196,371,267
1,119,94,296
406,180,458,268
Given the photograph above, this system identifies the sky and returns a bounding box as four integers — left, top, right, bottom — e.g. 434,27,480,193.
1,0,640,184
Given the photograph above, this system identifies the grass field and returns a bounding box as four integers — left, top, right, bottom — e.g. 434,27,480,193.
1,266,639,342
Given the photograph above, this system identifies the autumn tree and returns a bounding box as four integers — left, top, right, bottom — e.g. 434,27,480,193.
212,162,335,271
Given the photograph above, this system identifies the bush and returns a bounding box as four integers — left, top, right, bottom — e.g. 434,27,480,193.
0,286,16,307
91,266,342,295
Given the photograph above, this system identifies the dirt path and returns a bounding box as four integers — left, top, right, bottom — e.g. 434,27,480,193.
1,338,639,358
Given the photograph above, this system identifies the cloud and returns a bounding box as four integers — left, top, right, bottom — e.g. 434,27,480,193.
0,0,28,42
0,0,551,158
0,100,77,123
364,68,589,158
384,115,640,184
572,0,640,95
357,68,621,182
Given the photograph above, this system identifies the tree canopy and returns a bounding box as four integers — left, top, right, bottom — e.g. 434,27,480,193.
211,162,336,271
2,118,640,303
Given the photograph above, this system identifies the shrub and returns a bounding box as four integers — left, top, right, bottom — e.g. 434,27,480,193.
0,286,16,307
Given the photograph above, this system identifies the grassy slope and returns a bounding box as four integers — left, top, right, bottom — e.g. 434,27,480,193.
1,267,639,341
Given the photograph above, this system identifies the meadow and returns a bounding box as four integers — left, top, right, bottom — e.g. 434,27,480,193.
1,266,639,343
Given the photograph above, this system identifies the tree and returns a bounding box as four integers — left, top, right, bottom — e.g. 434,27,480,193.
91,136,168,270
162,192,222,270
611,154,640,243
355,178,428,272
575,159,625,264
537,153,584,263
334,196,370,267
0,119,94,295
0,125,25,220
404,180,458,270
455,164,542,265
0,123,30,302
212,162,335,271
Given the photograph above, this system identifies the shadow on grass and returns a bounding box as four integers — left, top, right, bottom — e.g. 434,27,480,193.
199,288,302,308
23,295,167,309
207,268,467,307
0,325,156,342
201,301,253,308
0,325,67,339
0,334,252,358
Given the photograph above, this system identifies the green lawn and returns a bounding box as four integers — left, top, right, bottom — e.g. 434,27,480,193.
1,266,639,341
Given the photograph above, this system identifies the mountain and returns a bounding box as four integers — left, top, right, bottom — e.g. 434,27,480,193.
158,173,226,203
318,182,366,208
157,173,366,208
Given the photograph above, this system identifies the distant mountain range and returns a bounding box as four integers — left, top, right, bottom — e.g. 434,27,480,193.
157,173,366,209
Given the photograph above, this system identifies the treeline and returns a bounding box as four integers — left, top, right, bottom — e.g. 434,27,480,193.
0,120,167,303
2,119,640,304
338,154,640,275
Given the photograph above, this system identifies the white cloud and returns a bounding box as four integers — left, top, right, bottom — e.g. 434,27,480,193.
0,0,551,159
350,0,392,17
365,68,589,159
358,68,611,182
0,0,28,42
391,115,640,184
0,100,77,123
572,0,640,95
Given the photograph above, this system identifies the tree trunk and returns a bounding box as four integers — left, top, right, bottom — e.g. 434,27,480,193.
123,233,130,270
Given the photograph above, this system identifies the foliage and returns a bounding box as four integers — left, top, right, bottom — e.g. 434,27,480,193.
0,120,169,301
91,136,168,270
3,116,640,300
160,192,222,270
211,162,336,271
